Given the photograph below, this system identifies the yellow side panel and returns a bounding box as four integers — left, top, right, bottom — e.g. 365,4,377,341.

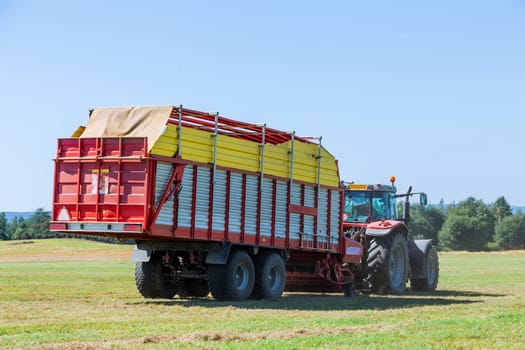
150,124,178,157
151,124,340,187
216,134,260,172
270,141,339,187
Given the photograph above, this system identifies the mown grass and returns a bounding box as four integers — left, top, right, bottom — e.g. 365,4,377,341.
1,239,524,349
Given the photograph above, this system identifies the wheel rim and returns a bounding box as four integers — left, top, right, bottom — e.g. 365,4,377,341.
268,265,281,292
234,263,249,291
390,245,405,287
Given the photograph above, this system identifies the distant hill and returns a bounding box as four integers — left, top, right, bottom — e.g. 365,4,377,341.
2,212,41,221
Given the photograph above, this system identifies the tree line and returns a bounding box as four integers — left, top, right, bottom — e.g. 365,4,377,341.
1,196,525,250
408,196,525,250
0,208,52,240
0,209,117,243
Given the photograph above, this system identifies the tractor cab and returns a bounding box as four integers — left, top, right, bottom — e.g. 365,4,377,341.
342,176,428,227
343,183,398,223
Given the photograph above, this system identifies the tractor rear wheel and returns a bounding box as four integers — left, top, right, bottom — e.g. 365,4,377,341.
411,246,439,291
366,232,409,294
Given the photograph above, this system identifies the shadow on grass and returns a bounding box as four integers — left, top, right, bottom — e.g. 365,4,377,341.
131,289,502,311
424,290,505,298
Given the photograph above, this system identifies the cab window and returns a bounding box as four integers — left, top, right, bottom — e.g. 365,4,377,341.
371,193,388,220
344,191,370,222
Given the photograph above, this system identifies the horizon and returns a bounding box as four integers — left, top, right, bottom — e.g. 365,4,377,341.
3,201,525,216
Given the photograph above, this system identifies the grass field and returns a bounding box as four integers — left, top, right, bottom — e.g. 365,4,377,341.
1,239,524,349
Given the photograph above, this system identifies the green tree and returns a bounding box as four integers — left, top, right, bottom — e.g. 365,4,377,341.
408,205,446,245
27,208,52,239
492,196,513,223
494,212,525,249
438,197,494,251
12,218,29,240
0,212,9,240
7,216,19,239
12,209,52,240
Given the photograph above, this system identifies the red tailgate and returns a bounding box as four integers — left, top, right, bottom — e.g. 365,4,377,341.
51,137,150,235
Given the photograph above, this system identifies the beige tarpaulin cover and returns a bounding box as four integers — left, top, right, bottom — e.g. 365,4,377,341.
75,105,340,186
80,106,172,152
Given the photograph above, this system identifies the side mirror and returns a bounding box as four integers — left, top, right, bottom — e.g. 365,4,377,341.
420,193,428,206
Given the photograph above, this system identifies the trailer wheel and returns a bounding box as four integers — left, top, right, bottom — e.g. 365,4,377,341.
208,264,226,300
411,246,439,291
208,249,254,301
366,232,409,294
135,261,158,298
179,279,210,298
343,283,357,298
252,253,286,300
135,254,177,299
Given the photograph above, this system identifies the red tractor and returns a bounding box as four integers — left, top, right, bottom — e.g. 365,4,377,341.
343,176,439,295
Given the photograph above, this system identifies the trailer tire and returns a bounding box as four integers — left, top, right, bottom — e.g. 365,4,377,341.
366,232,409,295
208,249,254,301
251,253,286,300
179,279,210,298
135,261,159,298
135,254,177,299
411,246,439,291
207,264,226,300
343,283,357,298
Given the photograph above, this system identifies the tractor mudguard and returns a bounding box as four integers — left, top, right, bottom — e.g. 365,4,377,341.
408,239,433,279
365,220,408,237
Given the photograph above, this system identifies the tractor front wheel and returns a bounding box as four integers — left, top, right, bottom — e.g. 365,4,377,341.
411,246,439,291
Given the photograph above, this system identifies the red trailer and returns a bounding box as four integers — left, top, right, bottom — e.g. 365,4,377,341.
51,106,363,300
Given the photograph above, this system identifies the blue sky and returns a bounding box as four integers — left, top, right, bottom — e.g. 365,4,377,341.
1,1,524,211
